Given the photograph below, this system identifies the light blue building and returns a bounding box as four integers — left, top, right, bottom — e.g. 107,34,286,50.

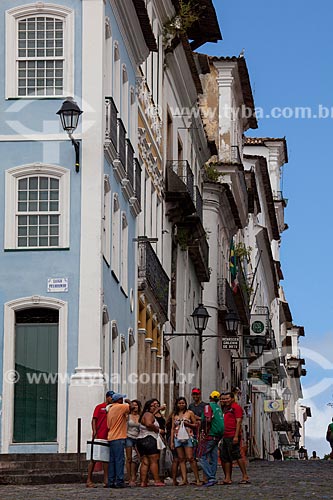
0,0,156,453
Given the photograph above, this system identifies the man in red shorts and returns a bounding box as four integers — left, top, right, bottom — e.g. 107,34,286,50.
219,392,250,485
86,390,114,488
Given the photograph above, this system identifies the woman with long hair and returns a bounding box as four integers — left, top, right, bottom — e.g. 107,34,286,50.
125,399,141,486
136,399,165,487
170,397,202,486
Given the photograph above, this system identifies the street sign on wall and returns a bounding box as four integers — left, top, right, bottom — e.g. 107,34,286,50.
221,337,240,350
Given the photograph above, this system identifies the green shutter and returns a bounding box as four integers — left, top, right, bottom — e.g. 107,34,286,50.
14,323,58,443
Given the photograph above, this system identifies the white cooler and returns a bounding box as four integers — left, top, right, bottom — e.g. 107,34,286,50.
86,439,110,462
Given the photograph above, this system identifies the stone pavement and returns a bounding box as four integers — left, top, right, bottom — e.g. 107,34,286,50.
1,460,333,500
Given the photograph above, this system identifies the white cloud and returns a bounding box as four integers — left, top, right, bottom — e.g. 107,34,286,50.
302,397,331,439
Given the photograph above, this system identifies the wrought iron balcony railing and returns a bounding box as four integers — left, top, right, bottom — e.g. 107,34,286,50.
194,186,203,222
105,96,118,156
138,238,169,320
126,139,134,188
117,118,126,168
134,158,142,206
165,160,194,201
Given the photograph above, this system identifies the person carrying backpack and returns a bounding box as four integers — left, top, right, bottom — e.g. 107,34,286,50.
198,391,224,487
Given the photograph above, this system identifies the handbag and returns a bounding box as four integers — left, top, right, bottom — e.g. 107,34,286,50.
157,434,166,450
177,420,189,442
164,446,174,475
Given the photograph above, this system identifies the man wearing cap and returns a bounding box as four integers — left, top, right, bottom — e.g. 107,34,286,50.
199,391,224,487
189,388,207,422
107,393,130,488
86,390,114,488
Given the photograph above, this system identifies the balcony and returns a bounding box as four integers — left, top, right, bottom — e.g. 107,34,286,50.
193,186,203,222
233,262,250,326
188,234,209,282
165,160,195,221
138,237,169,322
105,96,118,160
273,190,288,207
175,224,210,282
217,278,237,315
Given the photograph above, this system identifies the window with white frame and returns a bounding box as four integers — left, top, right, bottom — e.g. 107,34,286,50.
5,164,70,249
6,4,74,98
102,175,111,264
122,65,129,132
113,42,120,110
111,193,120,279
121,212,128,295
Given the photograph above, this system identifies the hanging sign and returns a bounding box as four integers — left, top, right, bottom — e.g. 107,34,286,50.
264,399,284,412
221,337,240,350
250,314,267,336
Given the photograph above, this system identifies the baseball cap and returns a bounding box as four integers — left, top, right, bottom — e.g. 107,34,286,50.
191,388,201,394
210,390,220,400
106,390,115,398
111,393,126,402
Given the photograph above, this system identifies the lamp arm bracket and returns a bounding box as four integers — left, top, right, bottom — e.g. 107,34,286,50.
69,136,80,173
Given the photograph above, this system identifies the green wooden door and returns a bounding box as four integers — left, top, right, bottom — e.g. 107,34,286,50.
13,322,58,442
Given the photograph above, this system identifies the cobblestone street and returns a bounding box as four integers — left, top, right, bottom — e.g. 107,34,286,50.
1,460,332,500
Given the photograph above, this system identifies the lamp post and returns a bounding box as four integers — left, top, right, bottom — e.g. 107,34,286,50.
282,387,292,406
292,428,301,450
224,311,240,335
191,303,211,335
57,97,83,172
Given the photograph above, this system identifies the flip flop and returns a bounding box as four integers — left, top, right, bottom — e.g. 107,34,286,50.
86,482,97,488
239,479,251,484
221,480,232,485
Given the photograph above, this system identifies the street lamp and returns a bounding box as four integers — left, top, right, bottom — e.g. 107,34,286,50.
191,303,210,334
292,429,301,449
282,388,292,405
250,336,266,357
224,311,240,335
298,446,306,460
57,97,83,172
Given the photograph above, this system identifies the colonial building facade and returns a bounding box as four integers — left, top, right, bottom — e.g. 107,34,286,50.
0,0,307,460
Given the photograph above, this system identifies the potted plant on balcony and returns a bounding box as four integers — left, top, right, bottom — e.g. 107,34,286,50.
163,0,204,49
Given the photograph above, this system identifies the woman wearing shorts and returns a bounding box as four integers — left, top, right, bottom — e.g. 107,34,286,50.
170,397,202,486
136,399,165,487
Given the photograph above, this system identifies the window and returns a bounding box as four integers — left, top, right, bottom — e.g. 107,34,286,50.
6,4,74,98
113,42,120,110
5,164,70,249
111,193,120,279
122,65,129,132
102,175,111,264
121,212,128,294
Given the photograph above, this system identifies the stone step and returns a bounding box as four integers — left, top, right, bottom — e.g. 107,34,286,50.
0,453,85,462
0,471,93,485
0,459,89,473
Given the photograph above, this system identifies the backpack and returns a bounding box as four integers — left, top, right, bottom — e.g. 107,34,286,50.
202,403,224,438
210,403,224,438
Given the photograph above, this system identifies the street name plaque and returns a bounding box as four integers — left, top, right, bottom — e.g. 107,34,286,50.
221,337,240,350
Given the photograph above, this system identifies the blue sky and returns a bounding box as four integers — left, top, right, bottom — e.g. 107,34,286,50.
201,0,333,457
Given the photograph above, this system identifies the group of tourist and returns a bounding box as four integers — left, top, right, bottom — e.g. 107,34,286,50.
86,387,250,488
